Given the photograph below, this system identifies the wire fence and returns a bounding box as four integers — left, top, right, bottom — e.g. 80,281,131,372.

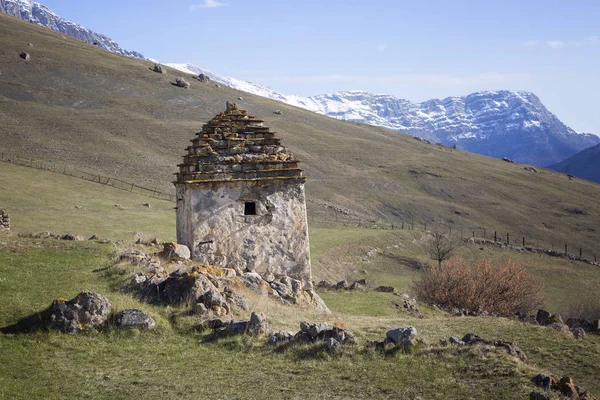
1,152,175,202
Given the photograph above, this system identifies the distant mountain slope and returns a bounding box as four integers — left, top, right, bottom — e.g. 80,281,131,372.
170,68,600,167
0,0,145,59
548,143,600,183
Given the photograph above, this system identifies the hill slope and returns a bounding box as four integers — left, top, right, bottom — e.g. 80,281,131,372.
548,142,600,183
1,12,600,255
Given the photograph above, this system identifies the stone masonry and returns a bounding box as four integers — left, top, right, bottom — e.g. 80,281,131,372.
175,102,313,290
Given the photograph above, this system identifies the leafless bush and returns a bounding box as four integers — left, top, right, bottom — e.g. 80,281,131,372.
414,257,543,315
560,295,600,321
426,228,461,268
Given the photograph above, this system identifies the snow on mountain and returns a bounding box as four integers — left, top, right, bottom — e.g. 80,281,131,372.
0,0,145,59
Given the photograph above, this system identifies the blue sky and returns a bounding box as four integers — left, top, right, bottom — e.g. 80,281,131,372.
43,0,600,133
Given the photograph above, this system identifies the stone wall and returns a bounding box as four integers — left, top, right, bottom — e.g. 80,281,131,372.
0,210,10,232
176,180,311,289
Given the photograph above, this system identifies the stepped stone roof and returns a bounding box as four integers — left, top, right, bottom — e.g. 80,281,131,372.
175,102,305,185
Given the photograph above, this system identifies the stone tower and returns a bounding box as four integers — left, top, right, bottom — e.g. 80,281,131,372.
175,102,312,289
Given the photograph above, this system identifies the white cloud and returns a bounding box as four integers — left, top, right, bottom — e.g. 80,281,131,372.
189,0,228,10
260,72,531,86
376,44,387,53
546,40,564,48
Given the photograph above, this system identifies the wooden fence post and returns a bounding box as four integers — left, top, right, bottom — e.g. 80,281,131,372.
494,231,497,241
580,248,582,258
565,244,568,254
523,237,525,247
401,221,404,230
506,233,509,244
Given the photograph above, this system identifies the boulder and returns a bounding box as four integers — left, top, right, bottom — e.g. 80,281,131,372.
449,336,465,346
241,272,270,295
152,64,165,74
164,272,217,305
529,392,549,400
558,376,577,398
549,322,571,334
131,264,168,297
335,280,348,290
374,286,396,293
386,326,417,345
20,51,30,60
49,292,111,334
160,242,190,260
175,77,190,88
247,312,268,336
114,309,155,330
61,233,85,241
227,320,248,335
532,373,554,390
308,322,328,338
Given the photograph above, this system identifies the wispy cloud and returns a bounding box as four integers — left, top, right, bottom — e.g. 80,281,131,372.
189,0,228,10
257,72,531,86
376,44,387,53
524,36,597,48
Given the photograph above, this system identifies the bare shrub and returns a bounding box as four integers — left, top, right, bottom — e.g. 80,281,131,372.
426,228,460,268
560,295,600,321
414,257,543,315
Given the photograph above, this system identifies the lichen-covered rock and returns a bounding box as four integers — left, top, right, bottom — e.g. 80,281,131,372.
114,309,155,330
160,242,190,260
49,292,111,334
324,337,342,352
386,326,417,345
572,327,586,339
164,272,217,305
131,264,168,297
558,376,577,397
549,322,571,334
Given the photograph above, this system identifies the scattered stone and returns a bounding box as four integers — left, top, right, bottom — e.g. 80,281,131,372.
206,317,230,330
194,73,210,83
142,203,151,208
449,336,465,346
152,64,166,74
61,233,85,241
529,392,549,400
324,337,342,352
28,43,34,47
159,242,190,260
532,373,554,390
572,327,586,339
175,77,190,88
335,280,348,290
558,376,577,397
274,110,283,115
524,166,538,173
227,320,249,335
247,312,268,336
20,51,30,60
88,235,99,241
386,326,417,345
237,97,243,100
73,205,82,209
308,322,328,338
114,309,155,330
164,271,217,305
502,157,514,163
374,286,396,293
49,292,111,334
549,322,571,334
267,330,295,345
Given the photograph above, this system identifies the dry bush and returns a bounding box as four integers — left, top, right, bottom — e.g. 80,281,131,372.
414,257,543,315
561,295,600,321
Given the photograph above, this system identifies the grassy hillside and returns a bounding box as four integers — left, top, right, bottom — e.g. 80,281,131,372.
1,12,600,257
549,142,600,184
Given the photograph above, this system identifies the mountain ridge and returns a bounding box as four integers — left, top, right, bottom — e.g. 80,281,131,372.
548,143,600,183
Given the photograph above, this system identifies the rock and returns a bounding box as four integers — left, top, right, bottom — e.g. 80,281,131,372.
175,77,190,88
49,292,111,334
241,272,270,295
195,73,210,83
532,373,553,390
267,330,295,345
592,320,600,332
300,321,310,333
142,203,151,208
237,97,243,101
88,235,99,241
566,317,593,332
324,337,342,352
335,280,348,290
549,322,571,334
386,326,417,345
308,322,328,338
152,64,165,74
449,336,465,346
206,317,231,330
274,110,283,115
374,286,396,293
20,51,30,60
227,320,248,335
247,312,268,336
114,309,155,330
164,272,217,305
493,339,527,361
558,376,577,397
501,157,514,163
529,392,549,400
160,242,190,260
524,166,538,173
61,234,85,241
28,42,34,47
316,280,334,289
462,333,489,345
572,327,586,339
199,289,230,316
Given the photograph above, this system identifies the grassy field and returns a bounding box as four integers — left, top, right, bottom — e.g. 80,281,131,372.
1,12,600,257
1,165,600,398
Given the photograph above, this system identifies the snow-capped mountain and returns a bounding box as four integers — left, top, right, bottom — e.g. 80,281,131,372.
169,63,599,166
0,0,145,59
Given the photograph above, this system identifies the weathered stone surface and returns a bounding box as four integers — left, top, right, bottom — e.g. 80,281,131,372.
20,51,30,60
308,322,328,338
175,77,190,88
449,336,465,346
558,376,577,397
164,272,217,305
152,64,165,74
532,373,553,390
549,322,571,334
49,292,111,334
61,233,85,241
267,330,295,345
114,309,155,330
573,327,586,339
324,337,342,352
529,392,549,400
386,326,417,345
374,286,396,293
247,312,268,336
160,242,190,260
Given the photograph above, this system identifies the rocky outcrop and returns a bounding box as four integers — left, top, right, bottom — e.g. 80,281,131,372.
444,333,527,361
532,373,596,399
48,292,111,334
159,242,190,260
175,77,190,89
0,210,9,232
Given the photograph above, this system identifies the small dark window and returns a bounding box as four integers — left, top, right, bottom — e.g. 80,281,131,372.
244,202,257,216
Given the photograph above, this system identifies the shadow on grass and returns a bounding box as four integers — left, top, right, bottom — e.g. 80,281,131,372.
0,308,49,334
379,252,426,270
